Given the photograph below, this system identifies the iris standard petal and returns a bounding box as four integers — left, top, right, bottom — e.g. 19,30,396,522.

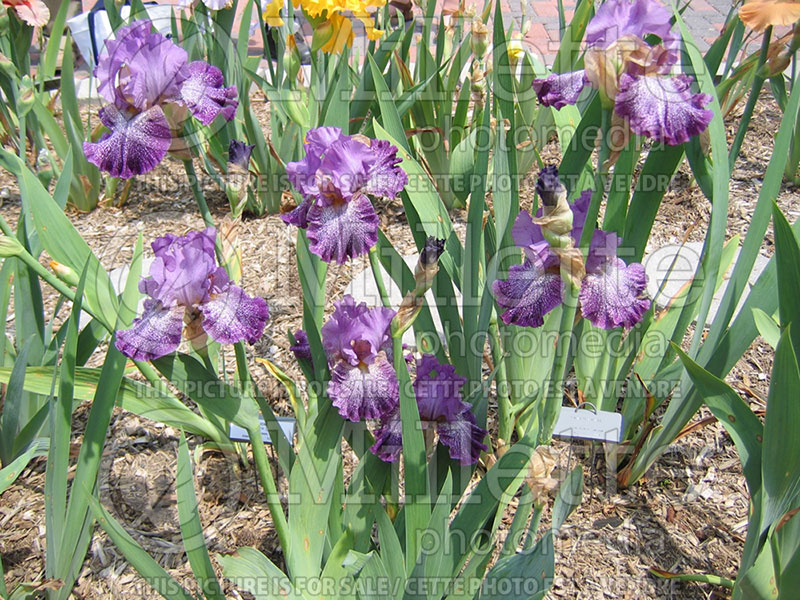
414,354,469,422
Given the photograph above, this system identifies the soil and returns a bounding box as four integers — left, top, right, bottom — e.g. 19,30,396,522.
0,83,797,599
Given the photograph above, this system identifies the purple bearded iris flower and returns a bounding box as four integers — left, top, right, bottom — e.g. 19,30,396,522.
321,295,399,421
115,228,268,361
84,20,238,179
282,127,408,264
532,0,712,146
370,354,488,465
492,170,650,329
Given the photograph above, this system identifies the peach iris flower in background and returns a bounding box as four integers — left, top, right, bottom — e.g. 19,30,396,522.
740,0,800,31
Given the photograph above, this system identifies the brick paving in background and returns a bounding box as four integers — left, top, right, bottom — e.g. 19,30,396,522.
72,0,782,71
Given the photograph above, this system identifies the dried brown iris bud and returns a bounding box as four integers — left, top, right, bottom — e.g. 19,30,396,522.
471,19,489,58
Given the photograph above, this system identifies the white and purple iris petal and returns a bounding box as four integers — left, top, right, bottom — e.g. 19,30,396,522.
305,195,380,265
83,104,172,179
438,410,488,466
178,61,238,125
491,251,565,328
115,299,184,362
369,411,403,462
579,257,650,329
532,70,589,109
329,354,400,422
614,73,714,146
200,284,270,344
115,228,268,361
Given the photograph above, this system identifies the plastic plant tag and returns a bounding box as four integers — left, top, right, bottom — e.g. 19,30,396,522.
553,407,623,443
229,416,296,446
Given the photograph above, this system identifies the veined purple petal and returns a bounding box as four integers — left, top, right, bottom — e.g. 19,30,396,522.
306,195,380,264
492,258,564,328
533,70,588,109
281,200,312,229
83,104,171,179
142,227,220,307
370,410,403,462
95,21,152,105
178,61,238,125
115,299,184,361
290,329,312,361
363,139,408,199
585,0,677,51
579,257,650,328
328,353,399,421
199,284,269,344
614,74,713,146
315,138,372,204
321,296,395,366
437,410,488,465
414,355,469,422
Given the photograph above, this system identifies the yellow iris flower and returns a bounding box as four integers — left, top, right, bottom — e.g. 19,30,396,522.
295,0,385,53
262,0,285,26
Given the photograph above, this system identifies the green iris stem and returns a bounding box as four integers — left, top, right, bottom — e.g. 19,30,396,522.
368,246,392,309
184,160,215,230
489,320,513,448
537,107,613,445
728,26,772,174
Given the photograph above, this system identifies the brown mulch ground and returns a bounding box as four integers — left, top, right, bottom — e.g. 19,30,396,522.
0,84,796,599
